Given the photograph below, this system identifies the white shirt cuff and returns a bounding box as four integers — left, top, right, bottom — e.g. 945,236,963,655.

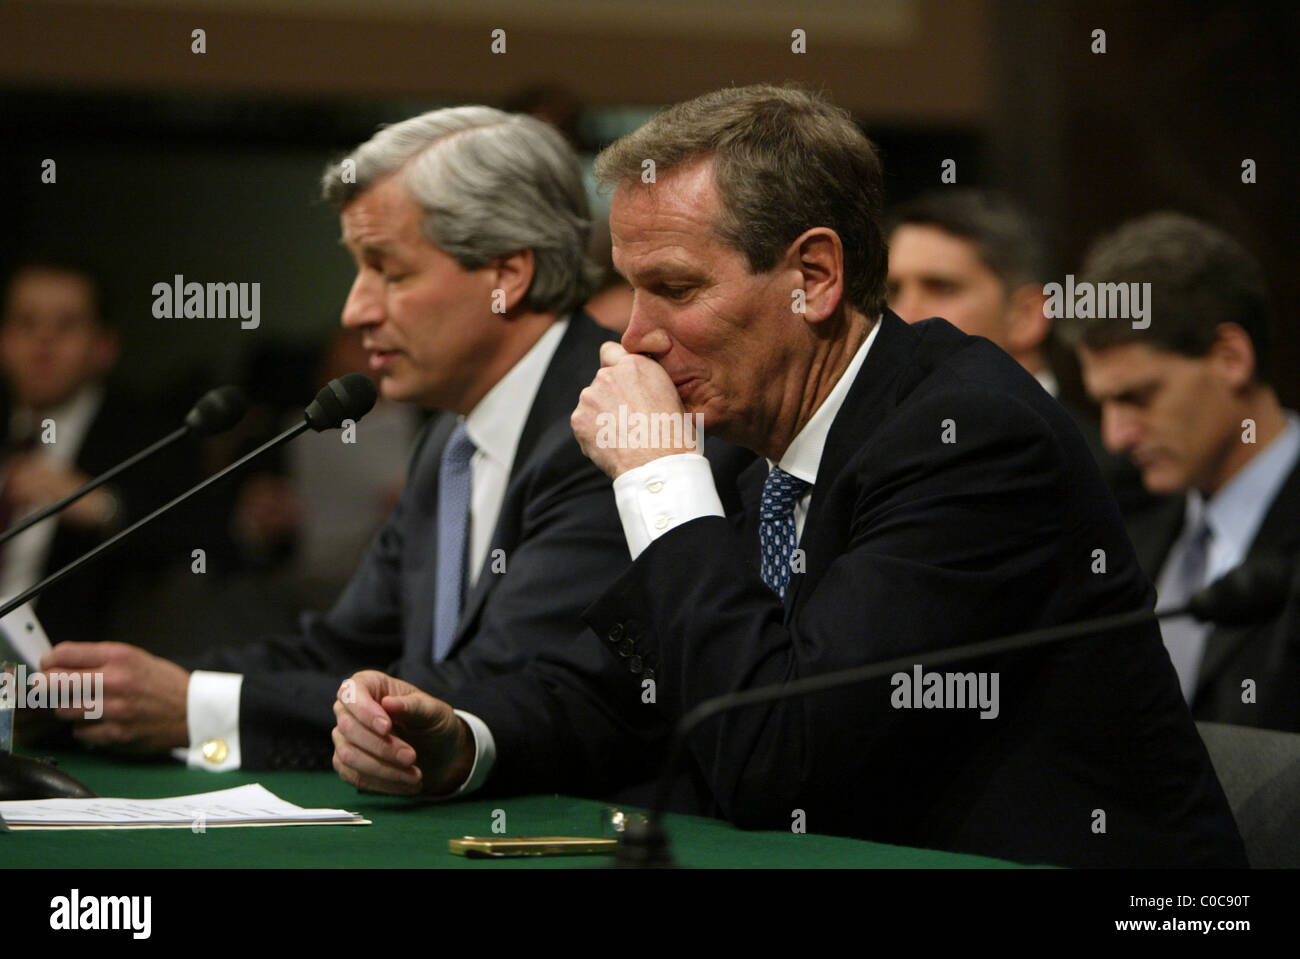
612,453,725,560
176,670,243,771
437,709,494,798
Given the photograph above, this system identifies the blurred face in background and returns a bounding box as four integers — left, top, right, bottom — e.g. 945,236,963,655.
887,225,1009,339
887,224,1048,370
338,174,510,415
1078,339,1245,497
1,268,118,410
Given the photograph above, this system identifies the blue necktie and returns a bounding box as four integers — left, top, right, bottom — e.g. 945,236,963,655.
1157,508,1214,702
433,423,476,663
759,466,811,598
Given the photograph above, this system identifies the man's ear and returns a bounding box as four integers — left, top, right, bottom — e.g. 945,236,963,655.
489,249,536,316
1004,283,1051,355
1208,321,1258,390
789,228,844,324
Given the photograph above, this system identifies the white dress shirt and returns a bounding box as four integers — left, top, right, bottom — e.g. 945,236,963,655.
465,318,881,791
181,320,569,775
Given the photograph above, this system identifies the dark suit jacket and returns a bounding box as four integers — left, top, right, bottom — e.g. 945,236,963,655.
187,313,633,770
1127,456,1300,732
0,386,200,644
455,312,1246,868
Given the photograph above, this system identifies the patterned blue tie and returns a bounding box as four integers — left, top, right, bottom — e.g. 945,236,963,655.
433,423,476,663
759,466,811,598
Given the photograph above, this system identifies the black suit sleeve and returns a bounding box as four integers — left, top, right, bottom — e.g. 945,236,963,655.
450,630,666,800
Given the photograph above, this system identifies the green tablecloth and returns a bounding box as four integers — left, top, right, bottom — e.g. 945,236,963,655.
3,752,1027,868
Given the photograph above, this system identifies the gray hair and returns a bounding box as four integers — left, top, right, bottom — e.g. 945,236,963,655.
322,106,599,316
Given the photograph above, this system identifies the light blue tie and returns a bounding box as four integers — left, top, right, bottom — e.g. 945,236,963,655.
1157,508,1214,703
759,466,811,598
433,423,476,663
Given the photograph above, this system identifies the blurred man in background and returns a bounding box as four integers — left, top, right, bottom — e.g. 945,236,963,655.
887,190,1153,516
229,328,420,609
128,327,425,660
0,260,196,646
888,191,1053,386
1069,212,1300,732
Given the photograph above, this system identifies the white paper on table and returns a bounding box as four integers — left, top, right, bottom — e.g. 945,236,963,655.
0,601,52,669
0,783,370,829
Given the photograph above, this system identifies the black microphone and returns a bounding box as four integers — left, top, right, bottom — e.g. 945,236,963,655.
1184,554,1292,625
0,375,376,622
304,374,377,432
616,556,1295,866
0,385,249,548
183,384,249,435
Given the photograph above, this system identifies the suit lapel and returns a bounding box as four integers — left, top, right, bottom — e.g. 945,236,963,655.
1197,457,1300,695
733,455,767,555
69,391,116,475
447,314,613,655
1230,456,1300,560
783,312,921,612
510,312,610,483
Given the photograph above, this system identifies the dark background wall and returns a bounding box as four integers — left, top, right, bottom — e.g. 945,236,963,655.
991,1,1298,399
0,0,1294,403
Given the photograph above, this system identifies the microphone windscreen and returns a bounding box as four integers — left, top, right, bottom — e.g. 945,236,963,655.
304,373,378,432
184,385,249,435
1187,555,1293,625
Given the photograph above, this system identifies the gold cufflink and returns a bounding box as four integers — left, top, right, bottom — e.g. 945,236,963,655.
202,739,229,764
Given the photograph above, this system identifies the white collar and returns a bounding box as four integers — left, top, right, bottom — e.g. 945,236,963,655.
462,319,568,472
1034,368,1059,398
772,317,882,484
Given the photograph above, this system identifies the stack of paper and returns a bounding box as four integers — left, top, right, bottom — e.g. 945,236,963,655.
0,783,370,830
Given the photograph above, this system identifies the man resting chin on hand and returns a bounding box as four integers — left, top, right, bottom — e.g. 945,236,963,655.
331,671,477,798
